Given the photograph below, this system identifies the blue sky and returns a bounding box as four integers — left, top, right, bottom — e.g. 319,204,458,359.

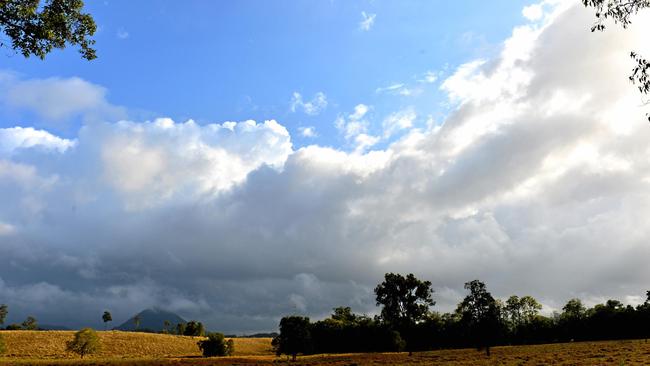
2,1,650,332
1,0,531,148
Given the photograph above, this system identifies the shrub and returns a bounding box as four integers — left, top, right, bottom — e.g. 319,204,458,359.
0,333,6,355
66,328,101,358
197,332,234,357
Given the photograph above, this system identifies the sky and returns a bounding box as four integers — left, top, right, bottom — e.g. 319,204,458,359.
0,0,650,333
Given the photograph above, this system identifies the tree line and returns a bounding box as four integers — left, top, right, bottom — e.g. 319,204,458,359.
274,273,650,360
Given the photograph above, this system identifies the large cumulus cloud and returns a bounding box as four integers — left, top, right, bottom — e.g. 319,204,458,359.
1,1,650,332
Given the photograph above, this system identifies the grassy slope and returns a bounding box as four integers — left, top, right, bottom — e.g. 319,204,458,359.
0,330,272,359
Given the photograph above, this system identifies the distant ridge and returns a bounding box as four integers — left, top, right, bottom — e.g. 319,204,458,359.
116,308,186,332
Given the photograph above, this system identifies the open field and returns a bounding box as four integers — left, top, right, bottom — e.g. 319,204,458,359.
3,335,650,365
0,330,273,360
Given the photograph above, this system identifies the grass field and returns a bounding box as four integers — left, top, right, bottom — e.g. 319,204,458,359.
2,331,650,365
0,330,273,360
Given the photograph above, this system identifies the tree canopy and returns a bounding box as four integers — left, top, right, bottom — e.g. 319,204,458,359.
0,0,97,60
374,273,434,328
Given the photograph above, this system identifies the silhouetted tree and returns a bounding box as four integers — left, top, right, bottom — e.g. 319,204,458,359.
22,316,37,330
102,311,112,331
197,332,235,357
456,280,502,356
0,304,7,326
374,273,434,354
277,316,312,361
0,0,97,60
66,328,101,358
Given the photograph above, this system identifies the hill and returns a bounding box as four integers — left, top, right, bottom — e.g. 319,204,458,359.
0,330,273,359
115,308,185,332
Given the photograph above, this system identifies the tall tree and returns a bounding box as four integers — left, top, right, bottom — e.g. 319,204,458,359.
456,280,502,356
101,311,112,331
583,0,650,119
133,315,141,331
0,304,7,325
0,0,97,60
374,273,435,328
21,316,37,330
277,316,312,361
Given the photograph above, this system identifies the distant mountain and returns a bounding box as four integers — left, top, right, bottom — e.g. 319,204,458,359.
116,308,186,332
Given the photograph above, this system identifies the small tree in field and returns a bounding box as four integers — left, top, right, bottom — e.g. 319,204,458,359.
22,316,37,330
197,332,235,357
66,328,101,358
102,311,112,330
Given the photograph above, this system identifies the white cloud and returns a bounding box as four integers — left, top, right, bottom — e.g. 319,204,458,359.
382,108,417,138
290,92,328,116
359,11,376,31
0,127,76,156
376,83,421,97
0,75,125,122
523,4,544,21
299,126,317,138
419,71,439,84
95,118,292,208
335,104,381,152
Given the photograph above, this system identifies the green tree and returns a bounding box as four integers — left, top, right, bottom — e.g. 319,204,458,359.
197,332,235,357
374,273,435,328
175,322,186,335
331,306,357,324
562,298,586,320
277,316,312,361
183,320,205,337
0,0,97,60
0,304,7,326
133,315,141,330
456,280,502,356
66,328,101,358
101,311,112,331
583,0,650,119
21,316,37,330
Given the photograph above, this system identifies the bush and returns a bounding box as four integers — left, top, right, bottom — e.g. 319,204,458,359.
197,332,234,357
0,333,6,355
66,328,101,358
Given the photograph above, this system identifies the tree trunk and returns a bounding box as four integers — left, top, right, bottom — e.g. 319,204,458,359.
485,345,490,357
292,353,296,362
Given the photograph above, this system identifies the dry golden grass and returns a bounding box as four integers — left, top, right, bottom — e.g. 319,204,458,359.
2,333,650,365
0,330,272,360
